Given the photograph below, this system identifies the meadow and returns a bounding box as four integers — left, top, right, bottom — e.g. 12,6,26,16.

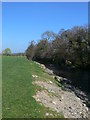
2,56,63,118
0,55,2,119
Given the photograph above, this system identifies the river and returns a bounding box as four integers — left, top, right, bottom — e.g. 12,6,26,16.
58,68,89,93
46,64,90,93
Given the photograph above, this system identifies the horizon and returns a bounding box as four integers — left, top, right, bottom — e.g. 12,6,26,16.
2,2,88,53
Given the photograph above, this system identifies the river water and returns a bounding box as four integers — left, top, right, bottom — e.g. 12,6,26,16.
57,68,90,93
45,63,90,93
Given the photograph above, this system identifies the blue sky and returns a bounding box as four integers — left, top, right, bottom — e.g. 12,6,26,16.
2,2,88,53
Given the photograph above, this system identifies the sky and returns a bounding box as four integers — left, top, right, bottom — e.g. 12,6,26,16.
2,2,88,53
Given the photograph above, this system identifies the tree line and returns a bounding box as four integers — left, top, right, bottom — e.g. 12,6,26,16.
2,48,25,56
26,25,90,70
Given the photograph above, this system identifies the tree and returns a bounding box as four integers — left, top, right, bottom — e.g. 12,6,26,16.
41,31,56,41
26,25,89,69
34,39,50,61
25,41,35,60
2,48,11,56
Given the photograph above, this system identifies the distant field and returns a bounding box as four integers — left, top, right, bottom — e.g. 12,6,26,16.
2,56,63,118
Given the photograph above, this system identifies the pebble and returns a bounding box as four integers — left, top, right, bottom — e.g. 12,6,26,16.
83,104,86,107
45,113,49,116
52,101,56,105
50,113,53,116
76,97,80,100
74,112,77,115
80,112,82,114
37,98,40,101
32,75,38,78
86,107,88,111
49,81,53,84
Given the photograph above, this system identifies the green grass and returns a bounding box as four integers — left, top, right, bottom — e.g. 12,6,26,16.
0,55,2,119
2,56,64,118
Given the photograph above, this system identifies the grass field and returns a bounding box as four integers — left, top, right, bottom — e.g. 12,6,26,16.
2,56,63,118
0,55,2,119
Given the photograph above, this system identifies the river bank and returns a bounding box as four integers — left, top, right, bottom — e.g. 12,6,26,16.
35,62,90,117
33,61,90,118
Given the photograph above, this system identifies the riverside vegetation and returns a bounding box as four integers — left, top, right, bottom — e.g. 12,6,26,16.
26,25,90,71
